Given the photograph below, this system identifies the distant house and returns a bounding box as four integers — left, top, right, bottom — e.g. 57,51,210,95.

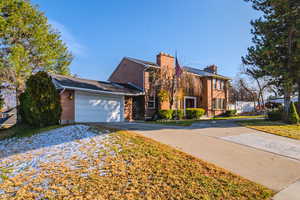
0,84,16,112
53,52,231,123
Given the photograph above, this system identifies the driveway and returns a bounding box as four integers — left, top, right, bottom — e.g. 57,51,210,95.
100,120,300,192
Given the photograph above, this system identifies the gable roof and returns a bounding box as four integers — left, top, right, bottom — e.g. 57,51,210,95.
52,74,144,96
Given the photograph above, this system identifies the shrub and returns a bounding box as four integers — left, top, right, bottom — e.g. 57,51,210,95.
288,102,299,124
172,109,184,120
20,72,62,127
225,110,237,117
185,108,205,119
158,109,173,120
267,110,282,121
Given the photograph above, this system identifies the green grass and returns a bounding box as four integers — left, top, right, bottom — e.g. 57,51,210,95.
0,123,63,140
148,115,266,127
147,119,197,126
212,115,266,120
238,119,300,140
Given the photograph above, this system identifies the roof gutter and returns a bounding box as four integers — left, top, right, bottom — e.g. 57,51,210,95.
61,85,144,96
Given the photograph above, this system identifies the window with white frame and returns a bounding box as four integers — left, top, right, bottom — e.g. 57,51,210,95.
213,79,217,89
220,80,224,90
213,98,225,110
148,96,156,109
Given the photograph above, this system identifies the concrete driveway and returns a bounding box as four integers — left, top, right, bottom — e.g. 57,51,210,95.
99,120,300,194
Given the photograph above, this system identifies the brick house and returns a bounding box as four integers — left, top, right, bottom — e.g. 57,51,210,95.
109,52,231,120
53,52,230,123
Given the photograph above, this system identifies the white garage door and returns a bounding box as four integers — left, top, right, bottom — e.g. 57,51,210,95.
75,91,124,122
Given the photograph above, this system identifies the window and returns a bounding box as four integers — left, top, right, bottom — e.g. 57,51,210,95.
213,79,217,89
148,96,156,109
213,98,217,109
213,98,225,110
220,80,224,90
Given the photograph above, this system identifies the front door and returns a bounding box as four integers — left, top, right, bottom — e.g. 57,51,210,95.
184,96,196,109
186,98,195,108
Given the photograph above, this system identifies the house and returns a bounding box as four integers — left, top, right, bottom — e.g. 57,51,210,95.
0,83,16,112
53,52,230,123
109,52,231,119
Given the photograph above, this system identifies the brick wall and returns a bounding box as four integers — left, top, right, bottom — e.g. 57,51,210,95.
108,58,145,89
60,90,75,124
124,96,133,121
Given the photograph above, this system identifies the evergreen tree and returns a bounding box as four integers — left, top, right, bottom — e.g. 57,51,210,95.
243,0,300,121
0,0,73,95
20,72,61,127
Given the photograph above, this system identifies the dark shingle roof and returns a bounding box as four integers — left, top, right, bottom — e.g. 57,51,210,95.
125,56,230,79
125,57,159,67
183,66,231,80
52,74,143,95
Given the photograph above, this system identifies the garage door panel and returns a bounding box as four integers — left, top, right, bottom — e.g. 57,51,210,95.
75,91,124,122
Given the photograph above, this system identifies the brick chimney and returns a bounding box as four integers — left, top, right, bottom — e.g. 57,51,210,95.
156,52,174,69
204,65,218,74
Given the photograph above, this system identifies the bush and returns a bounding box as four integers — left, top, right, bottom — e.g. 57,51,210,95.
20,72,62,127
225,110,237,117
267,110,282,121
158,109,173,120
288,102,299,124
172,109,184,120
185,108,205,119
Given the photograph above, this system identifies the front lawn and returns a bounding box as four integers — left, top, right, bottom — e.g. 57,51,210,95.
148,115,266,127
147,119,197,126
212,115,266,120
0,125,273,199
238,119,300,140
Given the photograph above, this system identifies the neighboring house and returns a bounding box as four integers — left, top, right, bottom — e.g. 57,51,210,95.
52,75,143,124
0,84,16,112
109,52,231,119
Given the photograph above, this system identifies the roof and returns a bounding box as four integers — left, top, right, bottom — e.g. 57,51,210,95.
124,57,230,79
52,74,144,96
183,66,231,80
125,57,159,67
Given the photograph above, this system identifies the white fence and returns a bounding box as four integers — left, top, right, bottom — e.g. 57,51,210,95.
228,101,256,114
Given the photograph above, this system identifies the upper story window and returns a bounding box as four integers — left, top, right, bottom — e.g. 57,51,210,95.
148,96,156,109
213,79,217,89
220,80,225,90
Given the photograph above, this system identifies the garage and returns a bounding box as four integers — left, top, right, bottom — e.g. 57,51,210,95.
52,74,143,124
75,91,124,122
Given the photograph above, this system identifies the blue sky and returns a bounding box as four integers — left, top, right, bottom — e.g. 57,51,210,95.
32,0,260,81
